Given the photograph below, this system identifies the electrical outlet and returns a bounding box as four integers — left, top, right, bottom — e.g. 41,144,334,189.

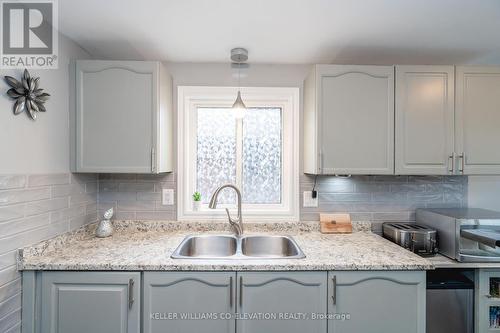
303,191,318,208
162,189,174,205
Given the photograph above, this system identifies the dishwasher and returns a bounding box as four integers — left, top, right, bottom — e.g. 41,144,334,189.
427,269,474,333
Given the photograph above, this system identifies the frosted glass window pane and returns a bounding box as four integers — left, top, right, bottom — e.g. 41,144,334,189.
243,108,282,204
197,108,236,204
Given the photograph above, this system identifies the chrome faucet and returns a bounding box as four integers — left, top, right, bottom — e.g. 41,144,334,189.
208,184,244,236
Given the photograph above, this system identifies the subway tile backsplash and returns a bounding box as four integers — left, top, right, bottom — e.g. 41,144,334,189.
98,173,467,234
98,173,176,220
300,174,467,233
0,173,98,321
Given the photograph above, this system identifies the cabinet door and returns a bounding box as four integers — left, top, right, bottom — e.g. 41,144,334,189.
456,66,500,174
319,65,394,174
328,271,425,333
395,66,455,175
75,60,158,173
237,272,327,333
40,272,140,333
143,272,235,333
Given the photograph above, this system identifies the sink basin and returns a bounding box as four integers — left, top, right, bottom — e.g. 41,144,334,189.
171,235,305,259
241,235,304,258
171,235,237,259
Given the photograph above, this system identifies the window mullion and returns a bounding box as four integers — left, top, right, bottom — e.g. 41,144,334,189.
235,118,243,191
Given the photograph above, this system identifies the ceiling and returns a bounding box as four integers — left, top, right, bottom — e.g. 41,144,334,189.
59,0,500,64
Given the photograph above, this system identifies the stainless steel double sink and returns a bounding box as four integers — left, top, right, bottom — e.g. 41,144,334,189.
171,234,305,259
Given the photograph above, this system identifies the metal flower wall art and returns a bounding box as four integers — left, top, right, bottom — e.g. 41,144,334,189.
4,69,50,120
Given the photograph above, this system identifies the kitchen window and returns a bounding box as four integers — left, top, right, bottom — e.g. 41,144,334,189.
177,86,299,221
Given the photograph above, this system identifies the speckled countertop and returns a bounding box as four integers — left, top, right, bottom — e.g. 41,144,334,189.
18,221,433,271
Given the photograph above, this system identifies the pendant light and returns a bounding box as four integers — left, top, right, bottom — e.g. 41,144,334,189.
231,48,248,118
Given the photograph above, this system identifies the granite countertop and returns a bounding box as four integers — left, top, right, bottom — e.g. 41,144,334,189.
18,221,433,271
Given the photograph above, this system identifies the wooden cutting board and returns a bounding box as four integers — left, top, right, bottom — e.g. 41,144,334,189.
320,213,352,234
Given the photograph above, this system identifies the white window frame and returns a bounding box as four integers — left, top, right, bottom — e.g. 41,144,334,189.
177,86,300,221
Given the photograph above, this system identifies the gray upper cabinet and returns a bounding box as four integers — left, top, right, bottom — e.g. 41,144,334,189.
304,65,395,175
328,271,426,333
40,271,140,333
237,272,327,333
143,272,236,333
73,60,173,173
395,66,455,175
456,66,500,175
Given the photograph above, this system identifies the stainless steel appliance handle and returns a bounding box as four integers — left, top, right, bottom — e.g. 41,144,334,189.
461,229,500,248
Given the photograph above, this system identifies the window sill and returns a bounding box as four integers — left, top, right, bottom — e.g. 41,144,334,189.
178,209,299,222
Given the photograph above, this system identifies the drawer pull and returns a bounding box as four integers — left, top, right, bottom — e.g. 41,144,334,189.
229,276,233,308
128,279,135,309
332,275,337,305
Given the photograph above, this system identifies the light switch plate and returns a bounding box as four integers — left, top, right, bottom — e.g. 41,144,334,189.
162,189,174,205
303,191,318,208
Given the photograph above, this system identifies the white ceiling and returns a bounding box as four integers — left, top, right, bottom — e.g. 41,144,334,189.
59,0,500,64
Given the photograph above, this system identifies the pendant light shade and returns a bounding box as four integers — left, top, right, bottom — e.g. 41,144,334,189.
231,48,248,119
232,90,246,119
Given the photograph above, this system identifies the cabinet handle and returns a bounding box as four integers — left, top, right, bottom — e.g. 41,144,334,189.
229,276,233,308
128,278,135,309
318,150,323,173
458,152,465,174
448,153,455,173
151,147,156,173
239,276,243,308
332,275,337,305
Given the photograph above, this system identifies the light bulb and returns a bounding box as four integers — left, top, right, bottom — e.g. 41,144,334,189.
232,90,247,119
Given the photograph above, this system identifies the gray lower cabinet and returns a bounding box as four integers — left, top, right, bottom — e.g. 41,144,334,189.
23,270,427,333
39,271,140,333
143,272,236,333
328,271,426,333
237,271,327,333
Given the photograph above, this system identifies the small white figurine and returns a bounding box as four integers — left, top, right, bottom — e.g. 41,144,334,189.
96,208,114,238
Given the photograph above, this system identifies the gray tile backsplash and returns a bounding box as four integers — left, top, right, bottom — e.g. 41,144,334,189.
300,174,467,233
0,173,97,325
97,173,467,235
98,173,176,220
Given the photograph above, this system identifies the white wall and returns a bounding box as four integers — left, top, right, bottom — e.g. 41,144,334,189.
468,176,500,211
0,34,90,174
0,34,95,333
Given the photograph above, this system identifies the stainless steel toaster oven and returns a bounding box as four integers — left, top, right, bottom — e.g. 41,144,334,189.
417,208,500,262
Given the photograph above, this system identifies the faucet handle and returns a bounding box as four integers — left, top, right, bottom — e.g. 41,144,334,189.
225,208,233,223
